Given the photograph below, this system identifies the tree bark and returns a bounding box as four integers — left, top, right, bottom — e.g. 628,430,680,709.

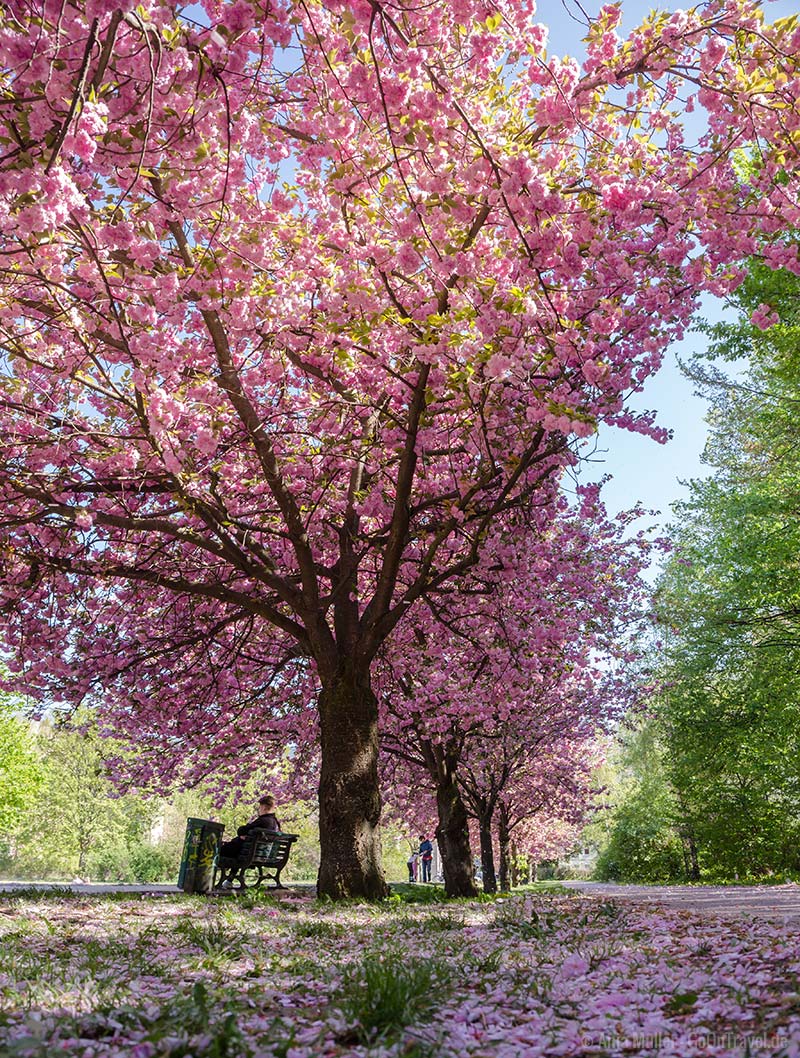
497,801,511,891
510,840,520,888
435,770,478,898
479,817,497,893
317,664,388,900
686,832,701,882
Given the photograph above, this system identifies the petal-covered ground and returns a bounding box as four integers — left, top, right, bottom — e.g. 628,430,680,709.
0,888,798,1057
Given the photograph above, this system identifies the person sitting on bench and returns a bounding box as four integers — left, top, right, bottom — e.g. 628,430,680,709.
219,795,281,860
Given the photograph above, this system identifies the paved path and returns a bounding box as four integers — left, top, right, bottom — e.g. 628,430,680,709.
5,880,800,920
0,881,316,896
0,882,183,895
562,880,800,921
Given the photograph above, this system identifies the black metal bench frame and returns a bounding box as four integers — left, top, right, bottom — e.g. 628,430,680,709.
213,831,298,891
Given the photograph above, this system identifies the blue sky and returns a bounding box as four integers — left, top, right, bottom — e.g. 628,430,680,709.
586,317,721,533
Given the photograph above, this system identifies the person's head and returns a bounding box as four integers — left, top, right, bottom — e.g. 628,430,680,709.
419,836,425,842
258,795,276,815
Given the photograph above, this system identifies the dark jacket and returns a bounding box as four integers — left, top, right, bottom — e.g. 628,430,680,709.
238,812,280,837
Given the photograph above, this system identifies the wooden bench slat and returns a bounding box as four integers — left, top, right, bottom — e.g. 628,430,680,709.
214,831,298,891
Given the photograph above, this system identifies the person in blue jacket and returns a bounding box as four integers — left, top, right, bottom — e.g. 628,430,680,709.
419,836,433,882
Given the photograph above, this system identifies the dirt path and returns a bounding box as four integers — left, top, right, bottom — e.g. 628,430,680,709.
562,879,800,921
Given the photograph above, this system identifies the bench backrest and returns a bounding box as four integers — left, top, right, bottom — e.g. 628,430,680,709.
248,831,298,866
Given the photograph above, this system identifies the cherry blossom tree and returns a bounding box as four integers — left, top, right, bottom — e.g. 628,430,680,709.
508,812,589,884
455,659,622,893
494,738,600,891
380,490,647,895
1,0,799,897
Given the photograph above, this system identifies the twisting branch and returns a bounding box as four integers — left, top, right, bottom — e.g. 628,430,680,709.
45,19,99,173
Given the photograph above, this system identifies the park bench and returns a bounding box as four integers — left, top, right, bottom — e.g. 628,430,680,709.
213,831,298,891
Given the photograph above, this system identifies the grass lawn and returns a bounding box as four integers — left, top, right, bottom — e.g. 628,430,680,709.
0,885,798,1057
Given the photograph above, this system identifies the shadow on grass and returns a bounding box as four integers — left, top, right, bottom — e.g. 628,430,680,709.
389,881,571,904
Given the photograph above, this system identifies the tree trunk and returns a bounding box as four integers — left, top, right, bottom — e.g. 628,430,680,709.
510,841,520,888
435,771,477,898
687,833,701,882
479,817,497,894
497,801,511,891
678,820,701,882
317,664,388,900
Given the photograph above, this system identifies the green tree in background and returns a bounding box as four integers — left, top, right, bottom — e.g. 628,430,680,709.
592,263,800,882
0,684,43,840
8,717,160,880
650,263,800,878
592,722,689,883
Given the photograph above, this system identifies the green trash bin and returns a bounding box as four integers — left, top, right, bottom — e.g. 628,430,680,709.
178,817,225,894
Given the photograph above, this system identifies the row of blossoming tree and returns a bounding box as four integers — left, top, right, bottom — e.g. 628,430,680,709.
378,488,649,894
1,0,799,898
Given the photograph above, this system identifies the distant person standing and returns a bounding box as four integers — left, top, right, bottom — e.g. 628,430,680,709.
407,848,419,883
419,836,433,882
